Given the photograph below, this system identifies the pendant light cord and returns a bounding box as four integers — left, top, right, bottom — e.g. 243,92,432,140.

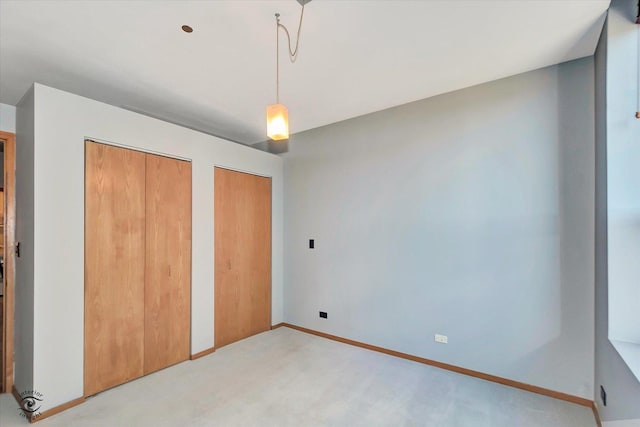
276,13,280,103
275,4,305,104
637,24,639,118
278,4,305,63
637,2,640,118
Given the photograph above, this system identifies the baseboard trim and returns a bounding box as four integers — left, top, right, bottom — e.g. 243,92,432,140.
592,401,603,427
30,396,85,423
190,347,215,360
280,323,593,408
11,384,20,406
271,323,285,330
13,385,84,423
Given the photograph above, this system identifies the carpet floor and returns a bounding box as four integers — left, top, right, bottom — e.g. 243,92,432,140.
0,327,596,426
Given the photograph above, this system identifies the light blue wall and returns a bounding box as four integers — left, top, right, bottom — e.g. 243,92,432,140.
283,58,595,398
595,0,640,422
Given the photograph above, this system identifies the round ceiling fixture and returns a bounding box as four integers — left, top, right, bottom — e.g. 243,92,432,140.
181,25,193,33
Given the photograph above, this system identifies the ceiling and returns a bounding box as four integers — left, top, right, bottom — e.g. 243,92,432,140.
0,0,609,145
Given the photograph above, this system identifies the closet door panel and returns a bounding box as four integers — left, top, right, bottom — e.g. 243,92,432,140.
144,154,191,374
214,167,271,349
85,141,146,396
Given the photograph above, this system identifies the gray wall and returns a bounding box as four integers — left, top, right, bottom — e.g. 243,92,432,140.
15,86,35,394
594,0,640,422
283,58,595,398
0,103,13,190
0,152,4,188
0,103,16,134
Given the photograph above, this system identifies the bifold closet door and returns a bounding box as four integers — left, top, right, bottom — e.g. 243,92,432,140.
144,154,191,374
85,142,146,397
85,142,192,396
214,167,271,349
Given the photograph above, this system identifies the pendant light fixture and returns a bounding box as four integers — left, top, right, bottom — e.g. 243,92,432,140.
266,2,307,141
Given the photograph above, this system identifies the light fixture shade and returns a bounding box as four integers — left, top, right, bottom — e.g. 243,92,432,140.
266,103,289,141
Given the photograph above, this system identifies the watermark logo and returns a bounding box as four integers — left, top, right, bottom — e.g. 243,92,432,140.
17,389,44,420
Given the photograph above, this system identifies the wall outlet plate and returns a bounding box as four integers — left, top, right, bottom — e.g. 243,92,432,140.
435,334,448,344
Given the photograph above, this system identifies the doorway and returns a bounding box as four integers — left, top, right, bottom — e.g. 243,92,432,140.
0,131,15,393
214,167,272,349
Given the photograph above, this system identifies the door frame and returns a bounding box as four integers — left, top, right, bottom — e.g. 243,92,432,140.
0,130,16,393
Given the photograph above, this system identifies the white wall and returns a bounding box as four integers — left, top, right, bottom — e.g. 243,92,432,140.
283,59,595,398
606,0,640,344
18,83,283,411
15,88,35,396
595,0,640,423
0,103,16,133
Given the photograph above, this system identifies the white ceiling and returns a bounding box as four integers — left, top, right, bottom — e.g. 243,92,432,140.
0,0,609,145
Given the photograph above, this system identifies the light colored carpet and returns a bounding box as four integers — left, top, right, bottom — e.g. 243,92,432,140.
0,327,596,426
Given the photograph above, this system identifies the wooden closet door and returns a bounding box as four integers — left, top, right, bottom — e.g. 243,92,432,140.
144,154,192,374
214,167,271,349
85,141,146,396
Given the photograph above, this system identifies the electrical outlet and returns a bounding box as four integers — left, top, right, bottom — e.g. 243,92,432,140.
600,385,607,406
319,311,327,319
435,334,448,344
